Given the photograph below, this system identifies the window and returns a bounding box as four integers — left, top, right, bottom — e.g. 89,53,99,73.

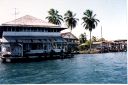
31,28,34,32
44,28,48,32
48,28,52,32
4,27,8,31
12,27,15,31
8,27,11,31
53,29,56,32
16,27,19,32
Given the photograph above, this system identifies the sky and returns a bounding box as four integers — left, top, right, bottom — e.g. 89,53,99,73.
0,0,127,40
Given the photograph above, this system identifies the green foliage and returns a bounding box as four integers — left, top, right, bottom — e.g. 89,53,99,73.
79,33,87,44
78,40,92,51
92,36,98,42
46,8,63,25
78,45,86,51
82,9,100,32
64,10,79,30
85,40,92,46
98,38,105,41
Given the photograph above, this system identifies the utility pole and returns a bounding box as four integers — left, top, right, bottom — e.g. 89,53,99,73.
14,8,16,24
101,26,103,39
14,8,19,24
14,8,16,20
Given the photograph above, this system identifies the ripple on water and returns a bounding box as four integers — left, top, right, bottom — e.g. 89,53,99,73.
0,52,127,84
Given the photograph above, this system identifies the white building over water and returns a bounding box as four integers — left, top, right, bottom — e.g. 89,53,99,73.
0,15,70,58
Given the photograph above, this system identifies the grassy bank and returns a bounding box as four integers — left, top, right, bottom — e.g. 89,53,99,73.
79,49,100,54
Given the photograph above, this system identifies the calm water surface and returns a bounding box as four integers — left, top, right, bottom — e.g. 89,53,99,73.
0,52,127,84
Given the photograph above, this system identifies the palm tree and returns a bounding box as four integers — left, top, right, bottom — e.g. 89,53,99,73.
82,9,100,51
64,10,79,30
46,8,63,25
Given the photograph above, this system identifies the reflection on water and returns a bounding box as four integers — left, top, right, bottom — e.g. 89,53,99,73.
0,52,127,84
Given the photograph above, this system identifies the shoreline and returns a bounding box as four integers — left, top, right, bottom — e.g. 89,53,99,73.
78,50,127,54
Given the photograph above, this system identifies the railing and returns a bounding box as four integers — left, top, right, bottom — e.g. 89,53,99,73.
3,32,61,37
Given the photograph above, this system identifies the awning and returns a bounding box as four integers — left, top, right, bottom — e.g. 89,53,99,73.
1,36,66,43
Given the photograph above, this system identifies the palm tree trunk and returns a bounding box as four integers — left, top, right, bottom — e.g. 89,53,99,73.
71,25,72,30
89,31,92,52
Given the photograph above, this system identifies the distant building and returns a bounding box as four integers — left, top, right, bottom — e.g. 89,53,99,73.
60,29,78,52
92,39,127,52
92,41,109,52
109,39,127,52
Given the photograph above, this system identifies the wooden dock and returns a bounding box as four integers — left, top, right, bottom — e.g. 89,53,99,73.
0,52,74,63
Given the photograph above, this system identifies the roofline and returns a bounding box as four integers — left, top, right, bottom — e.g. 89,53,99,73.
0,24,67,29
1,15,65,28
61,32,78,40
114,39,127,42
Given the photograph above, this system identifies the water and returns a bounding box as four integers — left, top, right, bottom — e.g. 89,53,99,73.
0,52,127,84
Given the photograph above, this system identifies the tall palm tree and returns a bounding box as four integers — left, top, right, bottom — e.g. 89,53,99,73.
64,10,79,30
82,9,100,51
46,8,63,25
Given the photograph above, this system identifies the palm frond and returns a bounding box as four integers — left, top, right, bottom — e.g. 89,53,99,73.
64,10,78,30
46,9,63,25
82,9,100,32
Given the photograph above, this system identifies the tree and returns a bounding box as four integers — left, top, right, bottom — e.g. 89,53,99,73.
64,10,79,30
46,8,63,25
82,9,100,51
92,36,98,42
98,38,105,42
79,33,87,44
85,40,92,49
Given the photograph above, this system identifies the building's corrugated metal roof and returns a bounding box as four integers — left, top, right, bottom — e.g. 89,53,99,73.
60,29,78,40
2,15,61,28
114,39,127,42
93,42,102,44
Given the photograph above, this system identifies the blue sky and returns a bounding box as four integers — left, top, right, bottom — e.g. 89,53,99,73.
0,0,127,40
